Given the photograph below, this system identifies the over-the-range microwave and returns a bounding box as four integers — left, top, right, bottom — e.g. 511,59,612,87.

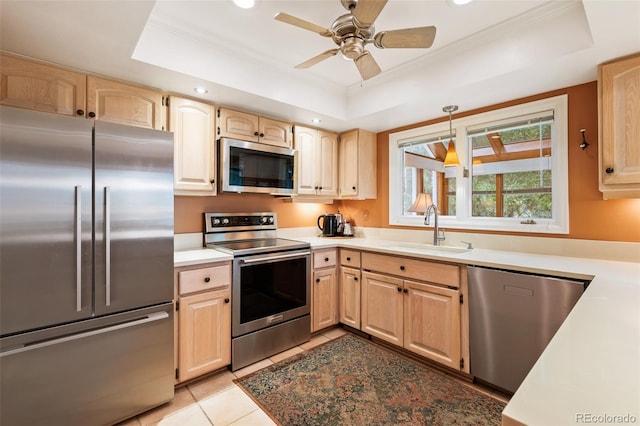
219,138,297,195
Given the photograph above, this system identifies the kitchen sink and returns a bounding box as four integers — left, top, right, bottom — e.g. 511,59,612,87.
383,242,471,255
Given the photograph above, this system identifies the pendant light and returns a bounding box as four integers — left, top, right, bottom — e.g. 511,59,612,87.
442,105,460,167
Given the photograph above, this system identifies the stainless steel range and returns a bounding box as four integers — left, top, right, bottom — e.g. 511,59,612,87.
204,212,311,371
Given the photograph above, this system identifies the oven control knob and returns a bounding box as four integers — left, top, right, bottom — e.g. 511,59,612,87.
222,218,230,225
261,216,273,225
212,218,221,225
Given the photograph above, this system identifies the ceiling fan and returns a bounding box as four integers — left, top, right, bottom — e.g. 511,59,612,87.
274,0,436,81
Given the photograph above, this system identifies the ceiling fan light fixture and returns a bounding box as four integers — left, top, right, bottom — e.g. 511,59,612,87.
442,105,460,167
233,0,255,9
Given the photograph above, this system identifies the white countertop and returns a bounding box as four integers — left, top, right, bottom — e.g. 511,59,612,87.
173,248,232,267
175,235,640,424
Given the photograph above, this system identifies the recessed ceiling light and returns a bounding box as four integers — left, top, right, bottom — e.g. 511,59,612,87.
233,0,255,9
312,118,322,124
447,0,473,5
194,87,208,94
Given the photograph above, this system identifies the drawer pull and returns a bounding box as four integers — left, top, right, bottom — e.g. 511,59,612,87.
346,256,351,261
400,266,405,271
204,277,211,283
324,257,329,262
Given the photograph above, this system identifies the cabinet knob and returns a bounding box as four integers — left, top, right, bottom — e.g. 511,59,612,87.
204,277,211,283
605,167,614,174
88,112,96,118
352,186,356,190
224,298,230,303
316,278,320,283
400,266,405,271
354,277,358,281
397,287,402,292
259,133,264,137
324,257,329,262
403,288,408,294
210,179,215,184
319,186,323,190
254,131,260,136
76,109,85,116
346,257,351,261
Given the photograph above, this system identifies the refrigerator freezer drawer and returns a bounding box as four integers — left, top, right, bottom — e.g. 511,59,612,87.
0,303,174,426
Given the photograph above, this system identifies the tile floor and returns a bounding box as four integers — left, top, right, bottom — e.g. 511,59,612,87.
118,327,509,426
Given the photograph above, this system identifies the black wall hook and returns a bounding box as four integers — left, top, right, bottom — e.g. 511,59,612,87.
579,129,589,150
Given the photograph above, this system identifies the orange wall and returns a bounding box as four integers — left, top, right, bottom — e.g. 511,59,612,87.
175,82,640,242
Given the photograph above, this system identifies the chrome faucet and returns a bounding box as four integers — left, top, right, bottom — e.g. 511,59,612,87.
424,203,445,246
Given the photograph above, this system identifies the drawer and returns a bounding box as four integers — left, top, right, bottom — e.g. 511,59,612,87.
361,252,459,288
179,264,231,295
340,249,361,268
313,249,337,268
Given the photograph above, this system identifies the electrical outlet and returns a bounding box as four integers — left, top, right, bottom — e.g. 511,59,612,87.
363,210,369,221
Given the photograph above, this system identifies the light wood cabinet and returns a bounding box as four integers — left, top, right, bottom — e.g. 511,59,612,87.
169,96,217,195
87,76,165,130
339,128,377,199
339,266,361,329
217,108,292,148
295,125,338,196
360,252,464,371
598,53,640,199
175,261,232,383
312,249,338,332
0,53,86,117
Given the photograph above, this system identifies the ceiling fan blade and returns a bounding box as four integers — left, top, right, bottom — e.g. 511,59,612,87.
374,26,437,48
352,0,388,26
274,12,332,37
295,49,339,69
354,51,382,81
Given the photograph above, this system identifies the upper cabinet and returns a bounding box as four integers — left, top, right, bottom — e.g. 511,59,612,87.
217,108,292,148
598,53,640,199
169,97,217,196
0,53,165,130
339,129,377,199
86,76,165,130
294,125,338,197
0,53,86,117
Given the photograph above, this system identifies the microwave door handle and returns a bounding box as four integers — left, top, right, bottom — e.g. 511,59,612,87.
239,251,311,265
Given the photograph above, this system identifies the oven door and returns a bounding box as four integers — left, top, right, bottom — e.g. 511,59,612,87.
232,249,310,338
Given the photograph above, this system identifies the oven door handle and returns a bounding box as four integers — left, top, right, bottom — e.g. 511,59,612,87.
239,251,311,264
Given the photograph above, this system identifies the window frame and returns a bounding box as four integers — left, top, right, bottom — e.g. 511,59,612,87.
388,95,569,234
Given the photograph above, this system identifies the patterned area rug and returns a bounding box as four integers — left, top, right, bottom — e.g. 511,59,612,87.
235,334,505,425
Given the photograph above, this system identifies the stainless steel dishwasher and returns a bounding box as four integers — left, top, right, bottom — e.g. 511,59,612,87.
468,265,587,394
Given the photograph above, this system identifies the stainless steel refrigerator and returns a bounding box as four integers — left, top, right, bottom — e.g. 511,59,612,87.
0,106,175,425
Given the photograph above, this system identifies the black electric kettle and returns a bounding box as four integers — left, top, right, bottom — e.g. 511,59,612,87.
318,214,340,237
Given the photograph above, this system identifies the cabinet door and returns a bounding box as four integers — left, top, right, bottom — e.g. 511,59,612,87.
178,289,231,382
598,54,640,193
361,271,403,345
170,97,217,195
217,108,259,142
403,280,461,370
340,266,361,329
312,268,338,332
294,126,318,195
339,129,360,197
259,117,292,148
0,53,86,117
87,76,164,130
317,130,338,196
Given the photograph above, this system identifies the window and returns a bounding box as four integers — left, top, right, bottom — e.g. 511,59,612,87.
389,95,568,233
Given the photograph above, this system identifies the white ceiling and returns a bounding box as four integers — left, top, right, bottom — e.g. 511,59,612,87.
1,0,639,132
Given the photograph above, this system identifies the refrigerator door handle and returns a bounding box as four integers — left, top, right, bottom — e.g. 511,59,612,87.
0,311,169,357
75,185,82,312
104,186,111,306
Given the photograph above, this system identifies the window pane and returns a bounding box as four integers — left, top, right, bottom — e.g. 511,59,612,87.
403,167,417,214
471,115,553,219
446,177,456,215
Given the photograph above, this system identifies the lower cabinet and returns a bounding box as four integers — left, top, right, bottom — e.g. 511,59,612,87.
175,262,231,383
312,249,338,332
339,266,361,329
